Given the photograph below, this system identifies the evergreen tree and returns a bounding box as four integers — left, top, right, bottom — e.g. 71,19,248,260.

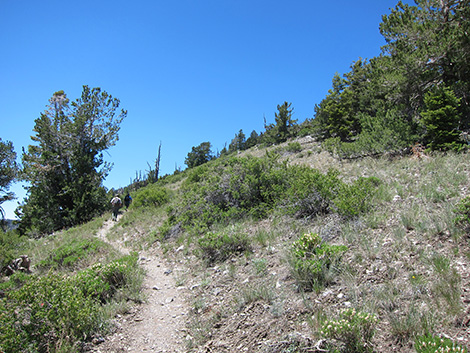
185,142,214,168
274,102,296,143
421,85,463,151
229,129,246,153
19,87,126,235
380,0,470,123
245,130,259,149
0,139,17,224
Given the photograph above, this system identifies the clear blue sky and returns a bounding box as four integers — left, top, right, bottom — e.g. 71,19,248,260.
1,0,406,219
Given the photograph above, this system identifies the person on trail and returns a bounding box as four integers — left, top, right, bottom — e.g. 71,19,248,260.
111,195,122,221
124,193,132,210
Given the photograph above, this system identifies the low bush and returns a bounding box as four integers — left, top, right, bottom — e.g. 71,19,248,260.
0,230,26,269
286,141,302,153
198,231,251,265
321,308,378,353
161,155,380,236
131,183,170,208
414,334,467,353
454,195,470,227
322,110,416,159
289,233,347,292
333,176,381,217
0,254,140,353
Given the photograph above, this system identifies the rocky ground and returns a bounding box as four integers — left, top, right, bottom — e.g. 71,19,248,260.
91,217,190,353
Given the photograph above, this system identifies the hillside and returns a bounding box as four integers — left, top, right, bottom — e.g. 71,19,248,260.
2,136,470,352
95,137,470,352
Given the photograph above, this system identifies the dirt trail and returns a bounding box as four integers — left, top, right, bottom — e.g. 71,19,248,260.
93,216,189,353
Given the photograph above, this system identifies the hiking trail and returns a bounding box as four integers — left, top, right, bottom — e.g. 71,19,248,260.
92,215,189,352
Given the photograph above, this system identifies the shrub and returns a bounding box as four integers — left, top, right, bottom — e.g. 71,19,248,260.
0,230,26,269
0,254,140,353
131,184,170,208
286,141,302,153
414,334,467,353
454,195,470,227
333,176,381,217
1,274,101,352
198,231,251,264
322,110,416,158
162,155,380,237
321,308,378,353
282,167,340,218
289,233,347,292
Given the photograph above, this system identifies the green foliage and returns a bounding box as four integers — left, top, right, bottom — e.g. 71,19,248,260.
20,87,126,235
185,141,215,168
380,1,470,127
321,308,378,353
282,167,340,219
323,110,417,158
162,156,380,236
131,184,170,208
454,195,470,226
289,233,347,292
229,129,246,153
414,334,467,353
0,139,18,223
333,177,381,217
261,102,297,145
421,86,464,151
0,230,25,268
286,141,302,153
37,238,104,270
313,0,470,150
0,254,139,353
197,231,251,265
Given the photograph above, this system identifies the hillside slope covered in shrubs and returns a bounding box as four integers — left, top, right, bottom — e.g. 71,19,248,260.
2,136,470,352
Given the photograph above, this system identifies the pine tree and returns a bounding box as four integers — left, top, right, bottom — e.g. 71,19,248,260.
421,85,463,151
19,87,126,235
0,139,17,224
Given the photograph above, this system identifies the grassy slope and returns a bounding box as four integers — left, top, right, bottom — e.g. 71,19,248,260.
4,136,470,352
112,136,470,352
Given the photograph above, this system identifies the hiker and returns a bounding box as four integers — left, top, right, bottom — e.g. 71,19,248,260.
124,193,132,210
111,194,122,221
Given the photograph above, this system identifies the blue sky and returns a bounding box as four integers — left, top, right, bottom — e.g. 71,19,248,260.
1,0,406,219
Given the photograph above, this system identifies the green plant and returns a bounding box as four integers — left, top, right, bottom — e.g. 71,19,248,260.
236,281,276,309
197,231,251,264
321,308,378,353
131,183,170,208
37,238,105,270
454,196,470,227
252,258,268,275
289,233,347,292
414,334,467,353
0,254,141,353
428,253,462,315
333,177,381,217
421,85,464,152
286,141,302,153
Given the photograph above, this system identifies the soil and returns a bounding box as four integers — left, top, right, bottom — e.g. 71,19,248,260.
91,216,189,353
86,147,470,352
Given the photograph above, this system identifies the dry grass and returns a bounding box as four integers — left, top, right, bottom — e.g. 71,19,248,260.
112,138,470,352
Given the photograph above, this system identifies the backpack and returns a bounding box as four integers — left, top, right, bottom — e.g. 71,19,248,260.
111,197,122,207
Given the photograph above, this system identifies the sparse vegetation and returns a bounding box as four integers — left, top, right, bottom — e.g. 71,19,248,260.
289,232,347,292
2,141,470,352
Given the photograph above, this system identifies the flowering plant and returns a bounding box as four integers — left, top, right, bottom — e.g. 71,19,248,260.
321,308,378,353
